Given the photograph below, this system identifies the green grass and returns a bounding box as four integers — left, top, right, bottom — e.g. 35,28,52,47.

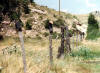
70,46,100,60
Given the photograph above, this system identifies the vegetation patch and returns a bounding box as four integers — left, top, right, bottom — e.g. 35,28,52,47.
25,19,32,30
70,46,100,60
86,14,100,40
66,13,73,19
53,18,65,28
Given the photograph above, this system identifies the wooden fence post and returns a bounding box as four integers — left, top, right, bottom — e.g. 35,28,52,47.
73,33,75,49
57,26,65,58
18,32,27,73
15,20,27,73
65,26,71,53
49,33,53,65
76,31,78,48
48,21,53,66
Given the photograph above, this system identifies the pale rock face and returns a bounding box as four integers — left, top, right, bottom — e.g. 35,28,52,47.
31,9,47,14
76,24,87,34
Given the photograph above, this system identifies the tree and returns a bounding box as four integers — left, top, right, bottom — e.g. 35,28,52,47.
86,13,99,40
0,0,30,20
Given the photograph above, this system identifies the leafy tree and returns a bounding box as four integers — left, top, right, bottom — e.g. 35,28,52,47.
86,13,99,40
0,0,30,21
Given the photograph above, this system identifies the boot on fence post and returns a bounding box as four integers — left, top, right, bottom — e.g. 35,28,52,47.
65,26,71,53
48,21,53,66
57,26,65,58
15,19,27,73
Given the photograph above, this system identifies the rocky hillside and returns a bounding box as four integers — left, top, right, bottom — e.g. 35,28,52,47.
2,3,100,39
1,3,80,39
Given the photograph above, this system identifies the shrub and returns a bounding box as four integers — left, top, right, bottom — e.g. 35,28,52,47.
52,32,58,39
86,13,99,40
23,4,30,14
70,46,100,59
66,13,73,19
52,32,61,39
72,22,76,28
43,32,49,37
73,15,78,19
53,14,57,18
44,19,50,29
9,12,19,21
53,18,65,28
25,20,32,30
36,34,42,40
39,16,43,20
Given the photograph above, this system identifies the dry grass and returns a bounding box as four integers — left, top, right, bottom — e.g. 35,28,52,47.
0,37,100,73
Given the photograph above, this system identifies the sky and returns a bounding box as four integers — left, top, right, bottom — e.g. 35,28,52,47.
34,0,100,14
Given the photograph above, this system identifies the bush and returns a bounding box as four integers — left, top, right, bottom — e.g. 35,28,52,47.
52,32,58,39
25,20,32,30
39,16,43,20
53,18,65,28
43,32,49,37
73,15,78,19
52,32,61,39
44,19,50,29
36,34,42,40
70,46,100,59
86,29,100,40
86,14,99,40
66,13,73,19
53,14,57,18
23,4,30,14
9,12,19,21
